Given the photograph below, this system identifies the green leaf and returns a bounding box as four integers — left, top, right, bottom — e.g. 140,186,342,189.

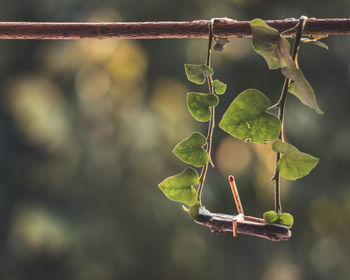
187,92,219,122
189,202,201,219
282,67,323,114
172,132,209,167
263,211,294,227
219,89,281,143
213,79,227,95
214,38,230,52
272,139,319,180
263,211,279,223
271,138,296,154
250,19,294,69
279,212,294,227
184,64,214,85
158,168,199,206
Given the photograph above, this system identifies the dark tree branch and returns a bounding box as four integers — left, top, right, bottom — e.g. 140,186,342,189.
194,212,291,241
0,18,349,39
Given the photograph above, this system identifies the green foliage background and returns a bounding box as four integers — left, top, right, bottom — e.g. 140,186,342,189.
0,0,350,279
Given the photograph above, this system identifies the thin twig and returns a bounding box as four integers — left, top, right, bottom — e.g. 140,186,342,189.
196,20,215,204
0,18,349,39
194,211,291,241
272,17,307,213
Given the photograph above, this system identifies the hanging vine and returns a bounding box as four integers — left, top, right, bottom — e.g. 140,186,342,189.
158,19,225,209
158,16,326,241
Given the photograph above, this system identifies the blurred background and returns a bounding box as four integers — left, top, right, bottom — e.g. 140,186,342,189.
0,0,350,279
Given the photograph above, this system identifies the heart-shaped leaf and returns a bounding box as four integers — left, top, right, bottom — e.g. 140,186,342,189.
279,212,294,227
263,210,279,223
272,139,319,180
213,79,227,95
281,67,323,114
184,64,214,85
263,210,294,227
172,132,209,167
158,168,199,206
187,92,219,122
219,89,281,143
250,19,294,69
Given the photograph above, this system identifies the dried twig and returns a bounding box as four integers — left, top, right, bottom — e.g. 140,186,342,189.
0,18,349,39
194,211,291,241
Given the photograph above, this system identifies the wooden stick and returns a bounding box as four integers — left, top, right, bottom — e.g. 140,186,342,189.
194,211,291,241
228,175,244,215
0,18,349,39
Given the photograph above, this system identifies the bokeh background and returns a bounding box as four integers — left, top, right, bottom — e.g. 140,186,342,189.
1,0,350,279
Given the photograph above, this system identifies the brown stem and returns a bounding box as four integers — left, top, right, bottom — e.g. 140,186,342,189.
273,78,289,213
196,20,215,204
0,18,349,39
194,212,291,241
273,17,307,213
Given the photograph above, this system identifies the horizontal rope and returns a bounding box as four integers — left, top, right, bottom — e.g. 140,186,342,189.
0,18,349,39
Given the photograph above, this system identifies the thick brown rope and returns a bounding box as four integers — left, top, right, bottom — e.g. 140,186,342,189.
0,18,349,39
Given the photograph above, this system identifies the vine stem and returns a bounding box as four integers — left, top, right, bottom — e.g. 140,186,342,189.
196,20,216,204
272,16,307,213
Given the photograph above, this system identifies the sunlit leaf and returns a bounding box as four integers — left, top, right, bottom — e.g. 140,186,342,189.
272,139,319,180
250,18,294,69
219,89,281,143
271,138,296,154
282,67,323,114
172,132,209,167
263,210,294,227
158,168,199,206
184,64,214,85
279,212,294,227
213,79,227,95
187,92,219,122
263,211,279,223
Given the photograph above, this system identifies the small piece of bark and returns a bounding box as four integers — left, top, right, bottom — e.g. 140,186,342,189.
194,210,291,241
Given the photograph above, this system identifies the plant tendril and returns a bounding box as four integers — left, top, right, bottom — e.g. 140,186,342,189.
196,19,216,204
